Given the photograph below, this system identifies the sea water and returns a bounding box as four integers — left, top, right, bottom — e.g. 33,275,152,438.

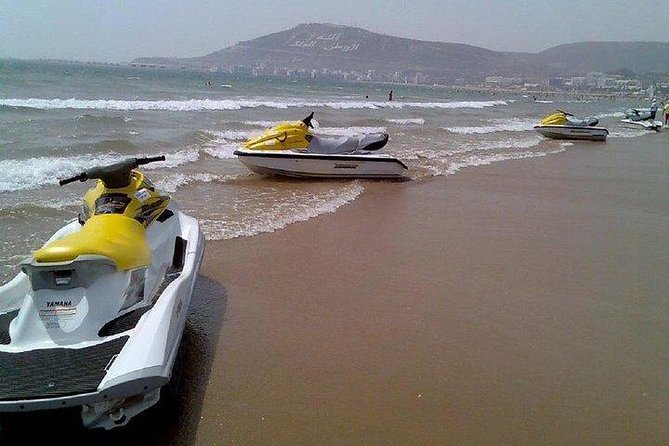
0,59,655,280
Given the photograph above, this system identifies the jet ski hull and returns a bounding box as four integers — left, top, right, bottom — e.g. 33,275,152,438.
620,119,663,132
234,149,408,179
0,203,205,430
534,125,609,141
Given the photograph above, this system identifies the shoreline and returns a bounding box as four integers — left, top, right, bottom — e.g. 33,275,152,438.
191,133,669,445
1,133,667,445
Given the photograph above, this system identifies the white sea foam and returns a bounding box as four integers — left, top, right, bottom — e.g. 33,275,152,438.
203,143,241,159
399,134,543,161
205,130,254,141
406,146,564,177
200,181,364,240
242,120,279,127
442,148,566,176
0,98,509,111
0,196,80,211
386,118,425,125
596,111,626,118
155,172,241,193
199,129,254,159
444,118,537,135
0,149,199,192
608,127,649,138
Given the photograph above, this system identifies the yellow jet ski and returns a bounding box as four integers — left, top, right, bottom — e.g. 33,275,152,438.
0,156,205,430
534,110,608,141
234,113,408,179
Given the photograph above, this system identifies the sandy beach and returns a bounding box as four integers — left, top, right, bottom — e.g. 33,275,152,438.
2,134,667,445
187,134,668,445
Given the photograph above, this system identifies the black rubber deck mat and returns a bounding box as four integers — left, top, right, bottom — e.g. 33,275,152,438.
0,310,19,345
98,306,152,337
0,336,128,401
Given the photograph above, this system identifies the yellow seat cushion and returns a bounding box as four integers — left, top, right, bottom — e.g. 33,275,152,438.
34,214,151,271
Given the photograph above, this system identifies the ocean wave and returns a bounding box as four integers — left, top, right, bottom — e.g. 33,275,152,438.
442,148,566,176
201,181,364,240
199,129,253,159
0,199,80,214
398,134,543,161
386,118,425,125
155,172,243,193
0,98,509,112
73,114,133,123
204,130,255,141
444,118,537,135
406,146,565,177
596,111,626,118
608,127,649,138
242,120,280,127
0,149,198,192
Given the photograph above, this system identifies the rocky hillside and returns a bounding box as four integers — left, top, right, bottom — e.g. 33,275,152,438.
133,23,669,80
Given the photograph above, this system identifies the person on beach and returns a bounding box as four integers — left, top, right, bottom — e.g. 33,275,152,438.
388,90,393,101
664,101,669,125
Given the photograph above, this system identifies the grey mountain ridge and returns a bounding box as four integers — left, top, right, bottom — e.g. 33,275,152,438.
133,23,669,80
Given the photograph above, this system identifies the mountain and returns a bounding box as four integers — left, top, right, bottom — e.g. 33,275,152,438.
133,23,669,81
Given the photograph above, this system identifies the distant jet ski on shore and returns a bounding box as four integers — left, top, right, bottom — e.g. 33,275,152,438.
621,101,663,132
534,110,608,141
234,113,408,179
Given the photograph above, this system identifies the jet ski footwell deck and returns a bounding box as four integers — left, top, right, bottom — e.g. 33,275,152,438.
0,336,129,404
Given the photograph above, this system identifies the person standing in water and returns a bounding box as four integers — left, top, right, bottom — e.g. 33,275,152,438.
664,100,669,125
388,90,393,101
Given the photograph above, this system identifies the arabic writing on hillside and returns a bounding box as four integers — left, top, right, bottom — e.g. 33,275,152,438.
290,34,361,52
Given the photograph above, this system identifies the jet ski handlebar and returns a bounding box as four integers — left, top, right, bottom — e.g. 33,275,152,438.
59,155,166,188
302,112,315,128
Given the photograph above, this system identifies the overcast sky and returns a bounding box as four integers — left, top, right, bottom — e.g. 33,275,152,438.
1,0,667,62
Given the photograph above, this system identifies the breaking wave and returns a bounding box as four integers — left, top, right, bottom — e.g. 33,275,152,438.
0,98,509,111
0,149,198,192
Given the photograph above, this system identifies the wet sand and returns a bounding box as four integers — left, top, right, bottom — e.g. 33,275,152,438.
2,134,668,445
194,134,669,445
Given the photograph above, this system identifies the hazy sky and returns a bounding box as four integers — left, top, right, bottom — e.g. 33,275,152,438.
1,0,667,62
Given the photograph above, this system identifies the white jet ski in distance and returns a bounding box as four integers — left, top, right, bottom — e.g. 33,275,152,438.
621,103,663,132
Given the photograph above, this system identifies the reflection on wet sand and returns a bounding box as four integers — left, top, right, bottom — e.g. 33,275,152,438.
0,275,227,446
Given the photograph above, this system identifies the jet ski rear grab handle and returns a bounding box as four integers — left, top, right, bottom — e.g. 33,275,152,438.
59,155,166,188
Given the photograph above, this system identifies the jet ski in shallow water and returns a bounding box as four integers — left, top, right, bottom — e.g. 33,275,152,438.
621,104,663,131
234,113,408,179
534,110,608,141
0,156,205,430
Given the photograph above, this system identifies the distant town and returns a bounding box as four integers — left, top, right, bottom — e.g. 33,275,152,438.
127,61,669,99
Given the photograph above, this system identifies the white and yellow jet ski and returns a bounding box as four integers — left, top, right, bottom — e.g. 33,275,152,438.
234,113,408,179
0,156,205,430
534,110,609,141
621,104,663,132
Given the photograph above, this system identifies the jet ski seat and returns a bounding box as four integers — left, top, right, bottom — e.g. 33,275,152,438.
566,116,599,127
33,214,151,271
308,133,389,154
